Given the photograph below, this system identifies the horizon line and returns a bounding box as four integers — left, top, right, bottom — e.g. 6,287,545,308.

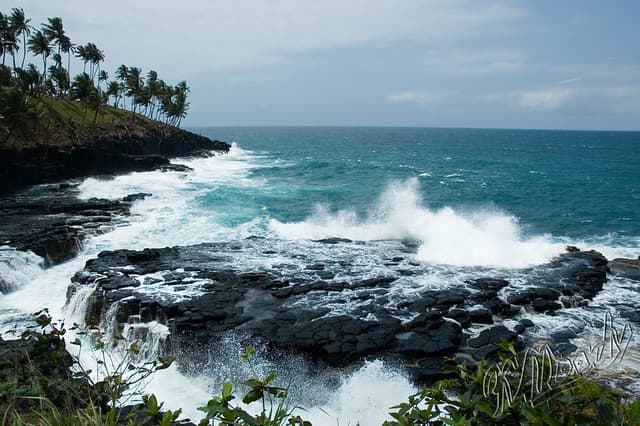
185,124,640,133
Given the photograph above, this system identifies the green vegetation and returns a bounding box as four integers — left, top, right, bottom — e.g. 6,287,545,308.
0,8,190,147
2,313,638,425
384,342,640,425
1,313,311,425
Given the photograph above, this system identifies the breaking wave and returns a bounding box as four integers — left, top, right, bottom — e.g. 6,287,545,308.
269,178,564,268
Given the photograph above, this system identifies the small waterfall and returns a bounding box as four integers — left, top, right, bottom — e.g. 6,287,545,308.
88,300,172,363
64,282,98,326
122,321,171,361
0,248,45,295
101,301,122,344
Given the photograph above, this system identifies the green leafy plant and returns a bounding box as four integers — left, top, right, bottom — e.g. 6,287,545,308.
0,310,182,425
197,346,311,426
384,341,640,425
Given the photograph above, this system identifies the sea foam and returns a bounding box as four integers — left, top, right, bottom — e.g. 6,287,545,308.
269,178,564,268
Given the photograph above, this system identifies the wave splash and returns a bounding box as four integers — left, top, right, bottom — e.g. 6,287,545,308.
269,178,563,268
0,248,44,295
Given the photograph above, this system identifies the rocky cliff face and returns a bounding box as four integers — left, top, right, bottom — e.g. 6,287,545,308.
0,124,229,194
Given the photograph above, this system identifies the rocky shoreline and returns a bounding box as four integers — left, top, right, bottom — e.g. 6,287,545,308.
1,155,639,386
66,240,624,382
0,124,230,194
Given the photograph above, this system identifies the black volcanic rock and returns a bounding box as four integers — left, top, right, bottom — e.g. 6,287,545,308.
467,277,509,292
0,186,148,267
313,237,353,244
609,258,640,281
445,308,472,328
0,125,230,194
469,308,494,324
65,243,613,384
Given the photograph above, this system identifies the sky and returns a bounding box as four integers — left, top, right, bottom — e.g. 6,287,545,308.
8,0,640,130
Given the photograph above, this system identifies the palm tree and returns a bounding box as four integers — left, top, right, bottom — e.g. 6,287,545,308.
48,64,69,96
0,87,41,146
59,36,74,80
52,52,62,67
42,17,64,51
75,44,89,73
43,18,74,83
0,13,8,65
70,72,99,131
125,66,143,114
159,83,177,124
115,64,129,109
83,42,104,82
106,80,121,107
97,69,108,93
174,81,190,127
70,72,95,101
0,13,19,69
15,63,41,94
27,30,51,81
145,70,160,117
8,8,33,69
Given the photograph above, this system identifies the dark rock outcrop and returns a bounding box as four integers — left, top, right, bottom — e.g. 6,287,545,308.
0,126,229,194
0,185,150,267
609,257,640,281
67,242,612,383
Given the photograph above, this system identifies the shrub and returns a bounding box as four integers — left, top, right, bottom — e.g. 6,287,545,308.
384,342,640,425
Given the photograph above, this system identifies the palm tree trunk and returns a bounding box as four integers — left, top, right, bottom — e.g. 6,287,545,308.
21,34,27,69
67,52,71,86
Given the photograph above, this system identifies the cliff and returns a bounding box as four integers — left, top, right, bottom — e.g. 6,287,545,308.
0,97,229,194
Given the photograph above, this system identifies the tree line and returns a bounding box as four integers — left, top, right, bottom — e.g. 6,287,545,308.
0,8,189,127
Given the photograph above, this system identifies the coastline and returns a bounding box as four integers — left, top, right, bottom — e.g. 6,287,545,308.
1,127,639,424
0,120,230,195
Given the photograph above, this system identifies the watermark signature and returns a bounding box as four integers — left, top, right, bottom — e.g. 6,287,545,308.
482,312,634,415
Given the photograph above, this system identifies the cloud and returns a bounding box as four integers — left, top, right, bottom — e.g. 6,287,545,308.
422,49,525,74
484,84,640,116
558,77,582,85
16,0,526,74
516,87,577,111
387,91,447,105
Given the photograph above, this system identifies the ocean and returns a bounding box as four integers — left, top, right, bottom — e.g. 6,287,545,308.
1,127,639,424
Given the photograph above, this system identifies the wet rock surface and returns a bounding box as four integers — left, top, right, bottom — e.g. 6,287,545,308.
68,239,611,382
0,184,149,267
609,257,640,281
0,127,230,195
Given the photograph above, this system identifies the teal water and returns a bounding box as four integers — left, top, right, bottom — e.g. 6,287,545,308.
193,127,640,246
2,126,639,424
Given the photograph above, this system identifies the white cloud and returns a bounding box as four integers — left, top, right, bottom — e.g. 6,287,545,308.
516,87,577,111
422,49,525,74
16,0,526,74
484,84,640,116
387,91,447,105
558,77,582,85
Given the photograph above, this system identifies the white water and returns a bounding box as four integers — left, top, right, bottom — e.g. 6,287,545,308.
270,178,565,268
1,144,638,424
0,146,418,425
0,247,45,295
304,360,418,426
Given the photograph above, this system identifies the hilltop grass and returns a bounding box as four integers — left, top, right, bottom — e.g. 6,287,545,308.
1,88,168,149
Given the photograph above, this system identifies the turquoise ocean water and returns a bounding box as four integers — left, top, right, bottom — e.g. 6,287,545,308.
194,126,639,247
1,126,639,424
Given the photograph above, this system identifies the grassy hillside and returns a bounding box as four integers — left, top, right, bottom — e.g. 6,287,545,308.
1,88,172,149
